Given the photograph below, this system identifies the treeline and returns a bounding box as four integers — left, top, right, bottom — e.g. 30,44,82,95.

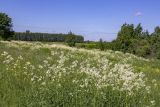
1,12,160,59
13,31,84,43
110,23,160,59
77,23,160,59
0,12,84,46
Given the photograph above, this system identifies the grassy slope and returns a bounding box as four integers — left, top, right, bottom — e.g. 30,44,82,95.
0,41,160,107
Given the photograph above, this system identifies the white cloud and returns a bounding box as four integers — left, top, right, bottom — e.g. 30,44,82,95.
135,12,142,16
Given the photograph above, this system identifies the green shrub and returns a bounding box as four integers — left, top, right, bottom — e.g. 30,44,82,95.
67,42,75,47
0,36,3,41
75,43,86,48
85,43,98,49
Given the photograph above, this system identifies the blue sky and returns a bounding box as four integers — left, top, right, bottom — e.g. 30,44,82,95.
0,0,160,41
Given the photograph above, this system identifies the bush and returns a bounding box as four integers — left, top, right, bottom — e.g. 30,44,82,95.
85,43,98,49
67,42,75,47
98,39,105,51
0,36,3,41
65,34,76,47
75,43,86,48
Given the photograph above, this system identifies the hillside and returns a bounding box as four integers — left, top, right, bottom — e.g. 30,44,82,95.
0,41,160,107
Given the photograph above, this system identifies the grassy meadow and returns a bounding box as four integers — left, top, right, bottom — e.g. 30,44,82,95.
0,41,160,107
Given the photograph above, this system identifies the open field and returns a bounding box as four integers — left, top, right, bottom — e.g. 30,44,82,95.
0,41,160,107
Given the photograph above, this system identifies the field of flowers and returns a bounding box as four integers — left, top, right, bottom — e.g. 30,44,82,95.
0,41,160,107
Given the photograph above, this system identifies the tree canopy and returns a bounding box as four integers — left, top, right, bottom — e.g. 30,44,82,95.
0,12,14,40
109,23,160,59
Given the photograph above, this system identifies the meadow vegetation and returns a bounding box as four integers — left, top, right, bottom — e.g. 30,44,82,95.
0,41,160,107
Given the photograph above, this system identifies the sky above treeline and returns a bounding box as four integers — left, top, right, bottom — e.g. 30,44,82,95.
0,0,160,41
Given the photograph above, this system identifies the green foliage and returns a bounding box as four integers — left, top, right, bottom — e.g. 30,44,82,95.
75,42,99,49
75,43,86,48
134,23,143,38
65,31,84,47
85,43,98,49
98,38,105,51
14,32,84,43
154,26,160,34
116,23,138,52
79,23,160,60
0,12,14,40
109,23,160,59
65,32,76,47
0,36,2,41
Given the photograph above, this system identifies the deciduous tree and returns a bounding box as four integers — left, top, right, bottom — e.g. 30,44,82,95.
0,12,14,40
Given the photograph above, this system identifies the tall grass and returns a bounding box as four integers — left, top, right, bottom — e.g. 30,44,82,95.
0,41,159,107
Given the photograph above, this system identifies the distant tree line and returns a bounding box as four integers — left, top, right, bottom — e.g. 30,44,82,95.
93,23,160,59
76,23,160,59
0,12,84,44
109,23,160,59
13,31,84,43
1,12,160,59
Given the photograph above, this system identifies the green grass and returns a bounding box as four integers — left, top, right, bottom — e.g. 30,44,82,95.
0,41,160,107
